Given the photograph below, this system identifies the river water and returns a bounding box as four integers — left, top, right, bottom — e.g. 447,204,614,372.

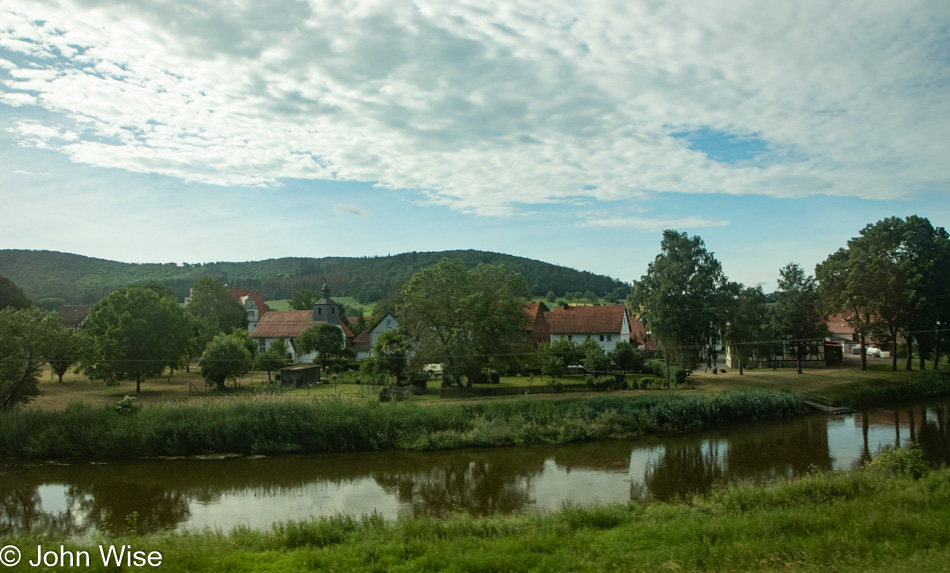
2,400,948,537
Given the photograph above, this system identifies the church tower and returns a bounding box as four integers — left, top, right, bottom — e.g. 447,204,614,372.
312,282,340,326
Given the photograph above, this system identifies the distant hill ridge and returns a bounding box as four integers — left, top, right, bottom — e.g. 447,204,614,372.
0,249,629,306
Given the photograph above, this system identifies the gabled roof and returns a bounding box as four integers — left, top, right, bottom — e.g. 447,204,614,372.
229,289,270,316
547,304,628,334
351,329,372,352
826,312,855,335
251,310,353,339
59,305,92,327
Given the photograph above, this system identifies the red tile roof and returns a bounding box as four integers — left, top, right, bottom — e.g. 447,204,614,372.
250,310,353,339
230,289,270,316
826,312,855,335
548,304,628,334
522,301,550,345
59,305,92,328
351,329,372,352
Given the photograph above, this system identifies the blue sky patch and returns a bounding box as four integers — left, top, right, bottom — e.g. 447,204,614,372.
672,127,768,164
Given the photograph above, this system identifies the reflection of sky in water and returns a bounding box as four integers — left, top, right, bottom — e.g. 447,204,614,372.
529,459,631,513
183,479,400,530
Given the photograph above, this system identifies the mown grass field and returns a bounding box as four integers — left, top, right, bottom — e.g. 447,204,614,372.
23,352,946,412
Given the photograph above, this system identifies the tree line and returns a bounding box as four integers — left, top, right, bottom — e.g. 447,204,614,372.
632,216,950,374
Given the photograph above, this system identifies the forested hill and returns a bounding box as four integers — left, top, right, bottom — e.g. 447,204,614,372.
0,249,630,306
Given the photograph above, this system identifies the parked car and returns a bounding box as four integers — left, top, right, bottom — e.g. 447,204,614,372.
866,346,882,358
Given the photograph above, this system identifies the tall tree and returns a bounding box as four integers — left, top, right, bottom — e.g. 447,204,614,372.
186,277,248,334
0,307,60,409
256,339,289,382
81,284,192,393
769,264,827,374
396,258,529,388
631,231,730,370
297,323,347,366
724,285,769,375
370,329,414,384
200,332,253,390
0,273,31,310
816,248,876,371
47,327,87,383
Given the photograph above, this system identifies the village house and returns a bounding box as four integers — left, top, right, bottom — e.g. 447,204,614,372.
229,289,270,334
250,284,353,363
546,303,631,353
351,313,399,361
59,305,92,331
521,301,550,347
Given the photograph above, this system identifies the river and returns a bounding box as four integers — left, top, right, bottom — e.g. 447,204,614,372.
2,399,947,537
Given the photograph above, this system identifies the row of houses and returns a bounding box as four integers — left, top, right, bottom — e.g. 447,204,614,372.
246,287,642,365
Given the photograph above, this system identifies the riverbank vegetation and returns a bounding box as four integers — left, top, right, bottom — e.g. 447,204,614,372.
5,447,947,572
0,391,807,460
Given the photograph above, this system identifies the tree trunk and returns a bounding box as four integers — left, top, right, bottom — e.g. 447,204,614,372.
136,376,142,393
934,332,941,371
891,331,898,371
859,334,867,371
905,334,913,371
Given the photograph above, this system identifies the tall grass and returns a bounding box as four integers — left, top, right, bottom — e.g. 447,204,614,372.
0,391,808,459
8,461,949,572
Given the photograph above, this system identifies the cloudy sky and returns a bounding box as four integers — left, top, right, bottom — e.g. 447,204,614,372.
2,0,948,291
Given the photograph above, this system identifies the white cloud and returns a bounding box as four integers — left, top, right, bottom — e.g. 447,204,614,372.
584,216,731,232
333,204,367,217
0,0,947,215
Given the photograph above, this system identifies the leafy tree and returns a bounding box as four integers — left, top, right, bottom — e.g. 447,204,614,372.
723,285,769,375
395,258,529,388
816,248,876,371
81,284,192,393
288,289,318,311
186,277,248,334
610,340,643,373
355,314,368,334
769,264,827,374
199,332,253,390
631,231,731,370
0,307,60,409
0,273,31,310
580,338,610,372
371,329,414,384
47,327,88,383
256,339,289,382
546,290,557,303
297,323,347,367
537,338,579,381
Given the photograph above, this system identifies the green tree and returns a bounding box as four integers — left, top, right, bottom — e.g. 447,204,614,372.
816,247,876,371
610,340,643,373
199,332,253,390
256,339,289,382
371,329,414,384
545,290,557,303
395,258,529,388
186,277,248,334
288,289,318,311
0,273,31,310
580,338,610,372
0,307,60,409
355,314,368,334
631,231,731,370
769,264,827,374
81,284,192,393
47,327,88,383
723,285,769,375
537,338,579,381
297,323,347,367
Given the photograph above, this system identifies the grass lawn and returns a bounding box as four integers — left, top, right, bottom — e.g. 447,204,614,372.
24,353,947,412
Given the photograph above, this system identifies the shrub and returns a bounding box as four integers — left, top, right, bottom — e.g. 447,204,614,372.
865,443,929,479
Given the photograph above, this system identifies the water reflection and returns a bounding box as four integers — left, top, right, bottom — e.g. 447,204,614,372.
2,400,948,536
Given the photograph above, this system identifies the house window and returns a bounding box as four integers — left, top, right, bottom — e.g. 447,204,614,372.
331,307,336,315
567,335,573,341
259,340,266,353
607,335,612,342
318,308,323,316
599,335,604,342
522,332,528,342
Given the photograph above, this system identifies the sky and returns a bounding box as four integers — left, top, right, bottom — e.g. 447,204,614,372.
1,0,949,292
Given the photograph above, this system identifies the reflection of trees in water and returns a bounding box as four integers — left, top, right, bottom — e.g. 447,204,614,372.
726,416,832,479
67,480,190,535
904,403,949,468
0,484,89,537
373,450,547,518
643,441,723,502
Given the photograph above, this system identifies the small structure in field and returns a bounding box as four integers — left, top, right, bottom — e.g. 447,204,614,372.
279,364,321,387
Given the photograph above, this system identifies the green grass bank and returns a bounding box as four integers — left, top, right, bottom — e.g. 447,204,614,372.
4,448,948,572
0,391,807,459
811,370,950,409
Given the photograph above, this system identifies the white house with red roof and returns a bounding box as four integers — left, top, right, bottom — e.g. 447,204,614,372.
547,304,630,353
229,288,270,334
250,284,353,362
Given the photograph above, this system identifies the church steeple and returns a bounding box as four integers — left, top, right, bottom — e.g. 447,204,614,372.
312,281,340,325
